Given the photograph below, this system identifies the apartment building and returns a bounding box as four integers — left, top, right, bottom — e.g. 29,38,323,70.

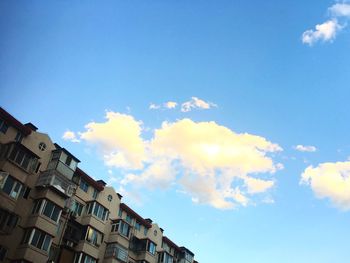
0,107,198,263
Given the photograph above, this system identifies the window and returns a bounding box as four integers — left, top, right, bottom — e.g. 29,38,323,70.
22,228,52,252
184,252,193,262
147,241,156,255
15,132,23,143
107,194,112,202
0,245,7,261
32,199,61,223
1,175,23,199
7,145,37,172
160,252,174,263
118,209,122,217
0,120,8,134
144,228,148,236
71,200,84,216
105,243,128,262
111,220,131,238
38,142,46,151
86,202,109,221
125,214,132,224
135,221,141,231
79,180,89,192
92,189,98,199
0,172,7,189
85,226,103,247
74,252,97,263
0,208,19,234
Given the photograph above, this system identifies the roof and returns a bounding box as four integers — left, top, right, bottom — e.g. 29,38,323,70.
162,236,181,251
54,143,81,162
75,167,104,191
180,246,195,256
0,107,32,136
120,203,152,228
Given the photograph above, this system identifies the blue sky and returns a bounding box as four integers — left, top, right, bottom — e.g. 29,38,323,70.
1,1,350,262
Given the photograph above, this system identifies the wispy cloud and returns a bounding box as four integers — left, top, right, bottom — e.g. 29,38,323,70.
301,161,350,210
181,97,217,112
294,144,317,152
302,2,350,45
329,3,350,17
149,103,161,110
164,101,177,109
62,130,80,143
149,97,216,112
69,111,283,210
149,101,177,110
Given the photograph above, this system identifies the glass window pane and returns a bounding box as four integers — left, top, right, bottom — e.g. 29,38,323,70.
2,176,14,195
42,235,51,251
43,201,54,218
10,182,21,199
14,150,25,165
30,229,41,247
21,154,31,170
51,206,61,222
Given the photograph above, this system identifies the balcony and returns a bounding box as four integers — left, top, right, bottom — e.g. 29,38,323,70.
63,219,84,247
36,169,75,197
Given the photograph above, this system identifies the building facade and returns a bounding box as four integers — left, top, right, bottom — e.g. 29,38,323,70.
0,107,198,263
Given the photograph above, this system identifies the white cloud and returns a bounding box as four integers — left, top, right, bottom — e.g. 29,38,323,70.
329,3,350,17
294,144,317,152
164,101,177,109
302,2,350,45
181,97,217,112
302,19,342,45
72,112,283,210
301,161,350,211
79,111,146,170
243,176,275,194
149,103,161,110
149,97,216,112
62,130,80,143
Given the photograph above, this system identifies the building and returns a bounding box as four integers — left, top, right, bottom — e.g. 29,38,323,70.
0,107,198,263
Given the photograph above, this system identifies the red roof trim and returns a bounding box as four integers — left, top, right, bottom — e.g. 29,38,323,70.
75,168,104,191
120,203,152,228
163,236,181,251
0,107,32,136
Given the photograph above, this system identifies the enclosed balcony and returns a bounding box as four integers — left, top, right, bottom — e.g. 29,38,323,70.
36,169,75,197
46,144,80,180
36,145,80,196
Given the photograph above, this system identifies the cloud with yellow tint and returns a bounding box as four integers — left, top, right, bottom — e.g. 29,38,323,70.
79,111,146,170
69,111,283,209
145,119,282,209
301,161,350,211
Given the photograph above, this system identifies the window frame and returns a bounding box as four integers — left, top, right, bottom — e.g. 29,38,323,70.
22,228,52,252
86,201,109,221
85,226,103,247
1,175,24,200
0,119,8,134
111,220,131,238
79,179,89,192
31,199,62,223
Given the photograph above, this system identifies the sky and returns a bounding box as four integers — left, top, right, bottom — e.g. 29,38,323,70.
1,1,350,262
